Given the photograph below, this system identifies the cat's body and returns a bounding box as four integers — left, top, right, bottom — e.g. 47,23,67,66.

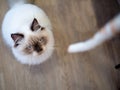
2,0,54,65
68,14,120,53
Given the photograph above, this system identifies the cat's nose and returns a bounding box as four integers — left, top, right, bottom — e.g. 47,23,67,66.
36,47,43,52
39,48,43,52
34,45,43,52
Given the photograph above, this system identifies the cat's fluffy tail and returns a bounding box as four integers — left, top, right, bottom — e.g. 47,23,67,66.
68,14,120,53
7,0,26,8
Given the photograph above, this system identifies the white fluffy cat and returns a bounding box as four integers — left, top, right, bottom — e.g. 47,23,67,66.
68,14,120,53
2,0,54,65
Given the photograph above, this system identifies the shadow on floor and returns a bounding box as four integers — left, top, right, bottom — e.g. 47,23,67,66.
91,0,120,28
91,0,120,89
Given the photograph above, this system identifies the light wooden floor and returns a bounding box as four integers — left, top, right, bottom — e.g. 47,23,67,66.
0,0,120,90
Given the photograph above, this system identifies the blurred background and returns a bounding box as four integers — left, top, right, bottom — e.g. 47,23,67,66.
0,0,120,90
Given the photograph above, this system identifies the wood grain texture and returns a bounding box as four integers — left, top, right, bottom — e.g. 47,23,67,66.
0,0,120,90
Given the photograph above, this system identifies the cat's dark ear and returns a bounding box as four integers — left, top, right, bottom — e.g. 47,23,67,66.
31,18,41,31
11,33,24,43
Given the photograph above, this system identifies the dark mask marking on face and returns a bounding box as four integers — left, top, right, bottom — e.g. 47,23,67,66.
34,43,43,52
23,36,48,55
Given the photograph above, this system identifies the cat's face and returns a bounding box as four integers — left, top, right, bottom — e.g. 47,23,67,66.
11,18,53,56
23,36,48,55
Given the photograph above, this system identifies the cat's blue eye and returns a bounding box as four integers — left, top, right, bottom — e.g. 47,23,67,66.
27,45,32,49
39,37,44,42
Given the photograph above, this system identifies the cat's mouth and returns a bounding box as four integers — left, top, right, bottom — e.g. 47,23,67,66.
33,45,45,55
32,46,46,56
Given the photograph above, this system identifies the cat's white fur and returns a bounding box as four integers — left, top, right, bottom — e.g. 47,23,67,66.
2,0,54,65
68,14,120,53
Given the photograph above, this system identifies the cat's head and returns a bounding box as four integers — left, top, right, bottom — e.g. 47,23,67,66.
11,18,54,56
